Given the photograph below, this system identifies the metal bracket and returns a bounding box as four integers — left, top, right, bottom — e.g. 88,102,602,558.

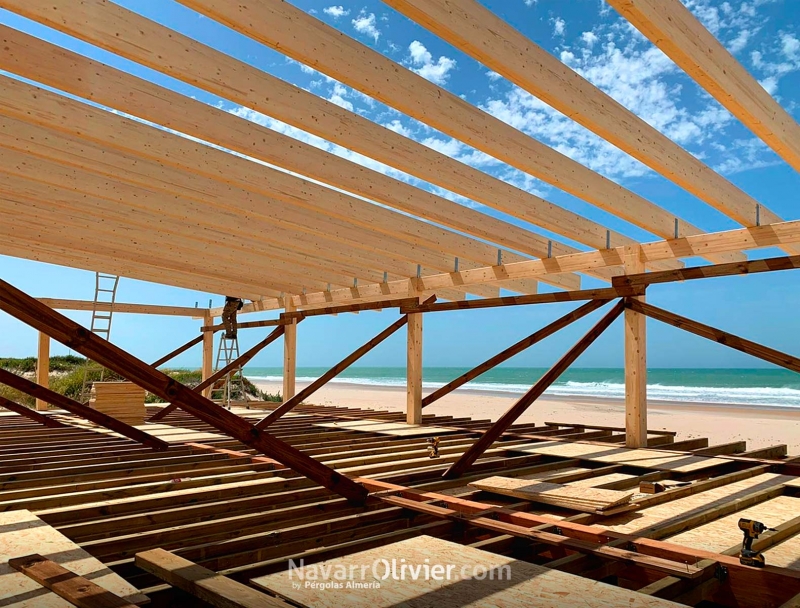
416,264,422,278
715,564,729,582
497,249,503,266
756,203,761,227
606,229,611,250
454,257,459,272
674,217,679,239
547,240,552,258
383,272,388,284
353,278,358,288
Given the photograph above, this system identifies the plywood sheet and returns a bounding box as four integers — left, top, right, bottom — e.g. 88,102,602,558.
251,535,682,607
764,533,800,571
133,424,226,444
0,509,145,607
667,496,800,554
313,420,454,437
510,441,726,472
599,473,794,534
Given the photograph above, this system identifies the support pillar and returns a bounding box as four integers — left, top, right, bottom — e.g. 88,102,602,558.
35,332,50,411
406,285,423,425
624,245,647,448
201,311,213,399
283,299,297,401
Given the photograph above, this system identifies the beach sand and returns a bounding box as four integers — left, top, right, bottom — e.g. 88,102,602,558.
253,380,800,455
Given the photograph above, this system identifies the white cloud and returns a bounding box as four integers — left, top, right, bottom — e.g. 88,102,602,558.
406,41,456,85
552,17,566,37
352,11,380,42
581,31,599,47
524,0,537,5
782,33,800,60
383,119,412,137
323,5,349,19
328,83,354,111
486,70,503,81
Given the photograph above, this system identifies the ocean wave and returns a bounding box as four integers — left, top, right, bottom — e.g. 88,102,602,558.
248,375,800,408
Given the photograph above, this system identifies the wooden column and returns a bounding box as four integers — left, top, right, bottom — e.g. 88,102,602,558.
406,284,423,424
35,332,50,411
283,299,297,401
624,245,647,448
201,311,213,399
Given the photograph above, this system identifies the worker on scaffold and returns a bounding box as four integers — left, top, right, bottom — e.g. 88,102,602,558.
221,296,244,339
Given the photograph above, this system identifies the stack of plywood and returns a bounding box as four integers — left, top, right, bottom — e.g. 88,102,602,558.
469,476,635,514
89,382,146,425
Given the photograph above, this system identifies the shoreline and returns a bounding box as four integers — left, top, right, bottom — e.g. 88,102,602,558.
252,379,800,454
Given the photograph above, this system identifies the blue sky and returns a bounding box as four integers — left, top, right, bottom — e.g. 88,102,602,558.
0,0,798,369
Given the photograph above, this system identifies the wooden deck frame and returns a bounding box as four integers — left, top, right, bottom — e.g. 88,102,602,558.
0,394,66,428
422,299,611,408
0,277,369,504
444,300,625,478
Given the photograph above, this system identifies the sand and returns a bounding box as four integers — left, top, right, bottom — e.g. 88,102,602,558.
253,380,800,455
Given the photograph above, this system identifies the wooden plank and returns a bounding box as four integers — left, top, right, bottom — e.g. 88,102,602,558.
444,300,625,478
624,247,647,448
0,395,66,428
629,300,800,373
407,290,423,425
0,509,145,607
381,0,786,239
135,548,285,608
202,311,213,399
311,421,456,437
36,331,50,411
0,276,369,504
615,255,800,289
252,535,686,607
283,298,417,320
606,0,800,175
256,311,416,429
423,299,610,407
692,441,747,456
739,445,789,459
9,554,138,608
283,300,297,402
151,334,206,369
0,368,168,450
37,299,206,317
202,319,285,332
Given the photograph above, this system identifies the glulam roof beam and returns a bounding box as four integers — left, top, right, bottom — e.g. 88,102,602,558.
0,26,598,286
36,300,208,316
0,74,573,292
174,0,742,265
0,0,688,269
606,0,800,175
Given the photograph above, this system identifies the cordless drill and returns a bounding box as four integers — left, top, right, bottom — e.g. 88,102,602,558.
738,518,776,567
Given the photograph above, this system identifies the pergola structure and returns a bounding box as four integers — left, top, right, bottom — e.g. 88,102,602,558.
1,5,800,603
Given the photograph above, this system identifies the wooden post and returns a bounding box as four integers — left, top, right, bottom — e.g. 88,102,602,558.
406,283,423,424
283,299,297,401
35,331,50,411
624,245,647,448
201,311,213,399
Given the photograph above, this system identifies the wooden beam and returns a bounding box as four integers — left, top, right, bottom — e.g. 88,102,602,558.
283,298,418,320
0,3,674,271
255,305,431,429
422,299,611,408
407,287,424,425
606,0,800,175
9,554,138,608
623,247,647,448
202,319,286,332
172,0,740,264
35,331,49,411
150,325,288,421
0,277,368,503
615,255,800,289
401,286,641,314
283,300,297,403
444,299,625,478
135,548,285,608
0,28,586,289
628,299,800,373
381,0,787,241
151,334,206,369
0,395,66,428
201,311,213,399
37,298,207,317
0,368,168,449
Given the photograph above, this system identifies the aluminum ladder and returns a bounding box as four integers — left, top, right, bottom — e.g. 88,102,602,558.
211,334,247,409
80,272,121,402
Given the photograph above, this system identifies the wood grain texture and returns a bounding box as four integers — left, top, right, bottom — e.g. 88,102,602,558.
0,395,65,428
36,331,50,411
624,247,647,448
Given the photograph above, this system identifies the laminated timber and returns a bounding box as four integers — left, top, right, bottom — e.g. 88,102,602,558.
0,404,797,607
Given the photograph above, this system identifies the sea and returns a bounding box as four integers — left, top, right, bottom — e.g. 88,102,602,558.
243,367,800,410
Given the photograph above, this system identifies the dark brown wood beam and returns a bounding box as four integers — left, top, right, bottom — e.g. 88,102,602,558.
151,333,207,368
0,277,369,504
627,299,800,373
200,318,288,332
0,394,66,428
0,367,167,449
444,299,625,478
422,299,611,408
614,254,800,288
399,286,642,314
150,324,288,422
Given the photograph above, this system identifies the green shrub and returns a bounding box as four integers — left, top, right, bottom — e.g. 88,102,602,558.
0,382,34,407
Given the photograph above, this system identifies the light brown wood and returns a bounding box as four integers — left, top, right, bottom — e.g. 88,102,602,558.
202,311,213,399
606,0,800,175
88,382,146,426
407,287,423,425
35,331,49,411
624,246,647,448
37,299,205,316
382,0,787,245
283,300,297,402
135,548,285,608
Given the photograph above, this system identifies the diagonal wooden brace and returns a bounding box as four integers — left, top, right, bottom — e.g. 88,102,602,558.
0,393,66,428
